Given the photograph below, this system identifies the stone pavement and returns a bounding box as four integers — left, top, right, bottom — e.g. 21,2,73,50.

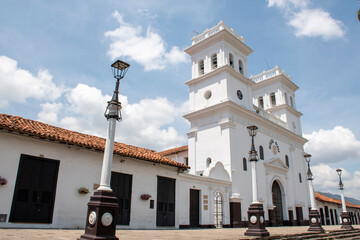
0,225,358,240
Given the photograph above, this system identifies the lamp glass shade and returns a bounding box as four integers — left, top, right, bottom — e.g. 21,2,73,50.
304,154,311,163
247,125,258,137
111,60,130,80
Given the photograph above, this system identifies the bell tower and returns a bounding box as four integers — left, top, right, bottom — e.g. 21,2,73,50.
185,21,254,114
184,21,254,175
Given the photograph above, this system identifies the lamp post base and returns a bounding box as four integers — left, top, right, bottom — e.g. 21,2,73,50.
78,190,119,240
308,209,325,233
244,203,269,237
340,212,354,230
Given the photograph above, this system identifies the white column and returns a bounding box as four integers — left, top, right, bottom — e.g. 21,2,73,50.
308,179,317,210
251,161,259,203
98,104,117,192
340,189,347,212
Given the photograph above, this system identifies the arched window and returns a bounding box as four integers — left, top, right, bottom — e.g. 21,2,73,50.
243,158,247,171
290,96,294,108
214,192,223,227
259,146,264,160
258,96,264,109
199,59,204,75
285,155,289,167
299,173,302,183
238,60,244,74
206,157,212,168
270,92,276,107
229,53,234,68
284,92,288,105
211,54,217,70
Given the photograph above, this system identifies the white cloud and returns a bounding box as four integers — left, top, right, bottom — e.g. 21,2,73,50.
0,56,62,108
165,46,187,65
312,164,360,200
137,9,157,20
267,0,309,10
289,8,345,40
119,97,186,150
37,102,63,124
304,126,360,164
104,11,187,71
59,83,112,137
266,0,345,40
55,83,186,150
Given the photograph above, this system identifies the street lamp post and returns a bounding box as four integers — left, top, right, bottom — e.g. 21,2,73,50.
336,168,353,230
304,154,324,233
244,125,269,237
78,60,130,240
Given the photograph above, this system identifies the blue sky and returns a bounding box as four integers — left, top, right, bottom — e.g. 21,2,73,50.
1,0,359,198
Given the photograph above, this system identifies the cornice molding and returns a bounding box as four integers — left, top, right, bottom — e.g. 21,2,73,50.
184,28,253,56
219,118,236,130
183,100,308,145
185,65,254,87
267,104,303,117
251,74,299,92
179,172,232,185
264,157,289,174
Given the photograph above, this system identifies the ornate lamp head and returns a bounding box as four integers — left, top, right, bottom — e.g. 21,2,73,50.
111,59,130,80
304,153,313,180
336,168,344,190
247,125,258,137
247,125,258,161
105,59,130,120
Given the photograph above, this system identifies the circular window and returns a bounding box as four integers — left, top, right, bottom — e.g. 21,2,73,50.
204,90,212,100
237,90,243,100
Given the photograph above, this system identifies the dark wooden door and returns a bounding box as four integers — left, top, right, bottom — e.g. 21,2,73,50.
334,209,339,225
288,210,294,226
189,189,199,227
9,154,59,223
324,206,330,225
319,208,325,225
230,202,241,227
296,206,304,225
330,209,334,225
156,176,175,226
272,181,283,226
110,172,132,225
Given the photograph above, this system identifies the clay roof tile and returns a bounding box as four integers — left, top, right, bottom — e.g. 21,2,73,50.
0,113,189,169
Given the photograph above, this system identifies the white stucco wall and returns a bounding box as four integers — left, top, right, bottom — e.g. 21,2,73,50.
0,131,231,229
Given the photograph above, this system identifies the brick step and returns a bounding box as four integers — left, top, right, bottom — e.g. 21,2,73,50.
265,228,360,240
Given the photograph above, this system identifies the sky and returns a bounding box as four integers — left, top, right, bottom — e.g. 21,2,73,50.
0,0,359,199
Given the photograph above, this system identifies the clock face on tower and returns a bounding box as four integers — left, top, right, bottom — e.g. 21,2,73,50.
237,90,243,100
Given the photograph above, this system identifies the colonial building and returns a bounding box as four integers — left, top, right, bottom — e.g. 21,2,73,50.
0,21,358,229
315,192,360,226
0,113,230,228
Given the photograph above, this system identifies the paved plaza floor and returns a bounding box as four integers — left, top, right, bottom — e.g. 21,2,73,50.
0,225,359,240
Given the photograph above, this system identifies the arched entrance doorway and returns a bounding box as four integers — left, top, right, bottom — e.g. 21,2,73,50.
214,192,223,228
272,181,284,226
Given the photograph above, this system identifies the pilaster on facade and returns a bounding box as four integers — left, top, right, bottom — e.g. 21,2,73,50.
230,193,243,203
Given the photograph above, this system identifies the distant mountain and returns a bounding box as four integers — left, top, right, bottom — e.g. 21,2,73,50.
318,192,360,205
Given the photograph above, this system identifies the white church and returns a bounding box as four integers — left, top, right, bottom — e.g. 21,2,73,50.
0,21,359,229
163,20,309,227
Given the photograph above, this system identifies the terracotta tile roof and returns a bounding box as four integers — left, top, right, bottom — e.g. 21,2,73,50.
0,113,189,169
315,192,360,209
159,145,188,156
